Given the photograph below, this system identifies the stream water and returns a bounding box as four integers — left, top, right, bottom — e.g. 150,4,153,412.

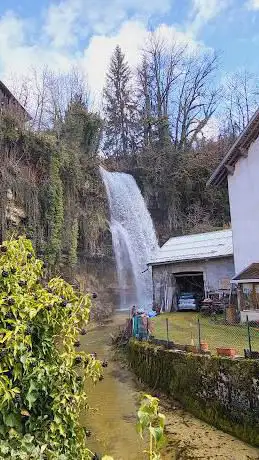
81,314,259,460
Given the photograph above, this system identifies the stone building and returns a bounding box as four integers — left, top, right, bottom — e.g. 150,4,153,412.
148,229,234,312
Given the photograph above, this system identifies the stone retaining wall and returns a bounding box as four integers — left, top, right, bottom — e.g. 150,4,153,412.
127,339,259,446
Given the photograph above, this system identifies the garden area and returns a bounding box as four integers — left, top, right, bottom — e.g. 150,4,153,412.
151,312,259,356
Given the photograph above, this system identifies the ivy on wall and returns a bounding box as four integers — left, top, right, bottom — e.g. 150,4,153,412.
45,148,64,269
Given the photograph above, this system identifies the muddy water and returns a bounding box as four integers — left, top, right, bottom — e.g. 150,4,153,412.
80,314,259,460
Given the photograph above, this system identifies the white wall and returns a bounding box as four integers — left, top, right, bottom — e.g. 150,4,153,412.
228,135,259,274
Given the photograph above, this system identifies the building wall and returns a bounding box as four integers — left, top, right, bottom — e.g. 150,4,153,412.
228,135,259,274
152,256,234,310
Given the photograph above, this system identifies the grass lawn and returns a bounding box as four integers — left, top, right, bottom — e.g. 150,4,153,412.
151,312,259,355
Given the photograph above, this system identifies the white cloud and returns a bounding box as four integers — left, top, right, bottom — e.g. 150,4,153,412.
43,0,172,49
189,0,231,35
246,0,259,9
0,6,205,109
43,0,83,48
201,116,220,140
0,0,215,115
0,11,78,85
83,21,204,106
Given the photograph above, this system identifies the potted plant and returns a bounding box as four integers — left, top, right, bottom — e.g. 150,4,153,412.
216,347,237,357
185,344,199,353
200,341,209,352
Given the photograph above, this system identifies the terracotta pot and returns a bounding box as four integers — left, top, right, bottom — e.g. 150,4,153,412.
186,345,199,353
200,341,209,352
216,347,236,357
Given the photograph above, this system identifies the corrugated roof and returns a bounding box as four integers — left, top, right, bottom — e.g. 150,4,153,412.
148,229,233,266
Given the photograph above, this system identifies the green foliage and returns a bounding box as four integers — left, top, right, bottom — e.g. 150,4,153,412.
45,150,64,269
0,101,108,275
68,219,79,268
0,236,103,459
103,45,138,157
137,394,166,460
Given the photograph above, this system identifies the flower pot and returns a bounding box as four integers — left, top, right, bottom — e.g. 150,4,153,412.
186,344,199,353
200,341,209,352
216,347,236,357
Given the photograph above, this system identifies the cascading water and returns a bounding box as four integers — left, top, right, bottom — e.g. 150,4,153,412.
100,167,158,310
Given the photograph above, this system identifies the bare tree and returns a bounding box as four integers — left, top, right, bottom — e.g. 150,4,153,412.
138,33,185,147
137,56,153,147
173,52,220,149
8,66,89,132
45,67,89,133
224,70,259,138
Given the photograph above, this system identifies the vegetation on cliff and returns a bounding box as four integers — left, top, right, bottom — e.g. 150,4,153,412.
0,93,108,275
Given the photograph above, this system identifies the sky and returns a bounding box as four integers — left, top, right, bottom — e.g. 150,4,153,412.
1,0,259,107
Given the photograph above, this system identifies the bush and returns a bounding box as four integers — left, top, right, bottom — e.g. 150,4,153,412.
0,236,102,459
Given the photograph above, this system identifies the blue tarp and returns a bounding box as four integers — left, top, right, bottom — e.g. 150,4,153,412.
148,311,157,318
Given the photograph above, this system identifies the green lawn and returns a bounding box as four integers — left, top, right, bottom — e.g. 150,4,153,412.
151,312,259,355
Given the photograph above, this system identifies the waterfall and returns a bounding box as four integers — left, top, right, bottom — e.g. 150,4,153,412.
100,167,158,310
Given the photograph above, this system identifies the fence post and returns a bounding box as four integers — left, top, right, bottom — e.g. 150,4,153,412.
246,315,252,355
166,318,169,348
197,318,201,351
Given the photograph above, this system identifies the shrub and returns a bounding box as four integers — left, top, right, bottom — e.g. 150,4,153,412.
0,236,102,459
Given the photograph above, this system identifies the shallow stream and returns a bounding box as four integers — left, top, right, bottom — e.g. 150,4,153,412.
80,313,259,460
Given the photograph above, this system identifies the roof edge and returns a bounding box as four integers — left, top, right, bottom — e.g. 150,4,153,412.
0,80,32,121
207,107,259,187
148,253,233,267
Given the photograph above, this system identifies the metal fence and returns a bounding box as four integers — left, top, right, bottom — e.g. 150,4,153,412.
149,312,259,358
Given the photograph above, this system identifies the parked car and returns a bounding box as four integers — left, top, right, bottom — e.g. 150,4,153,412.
178,292,198,311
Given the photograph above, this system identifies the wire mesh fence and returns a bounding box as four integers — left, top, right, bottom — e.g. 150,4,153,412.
149,312,259,358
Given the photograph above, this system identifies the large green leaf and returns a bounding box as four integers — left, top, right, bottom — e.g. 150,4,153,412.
4,412,20,428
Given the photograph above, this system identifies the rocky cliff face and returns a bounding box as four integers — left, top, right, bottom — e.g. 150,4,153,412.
5,188,26,227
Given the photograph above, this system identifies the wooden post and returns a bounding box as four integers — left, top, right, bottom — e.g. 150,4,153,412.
166,318,169,348
247,315,252,354
198,318,201,351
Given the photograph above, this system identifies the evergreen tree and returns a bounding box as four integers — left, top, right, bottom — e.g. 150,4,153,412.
103,45,138,158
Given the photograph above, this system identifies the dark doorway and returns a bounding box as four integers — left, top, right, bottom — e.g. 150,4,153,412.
174,272,204,307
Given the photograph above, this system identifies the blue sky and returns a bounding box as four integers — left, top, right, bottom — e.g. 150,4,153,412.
0,0,259,100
